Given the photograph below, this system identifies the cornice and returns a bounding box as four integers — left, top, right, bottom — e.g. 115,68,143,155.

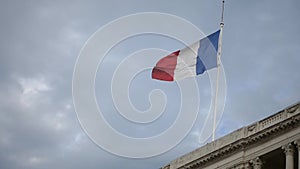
162,102,300,169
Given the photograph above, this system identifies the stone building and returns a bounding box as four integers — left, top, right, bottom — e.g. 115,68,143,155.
161,102,300,169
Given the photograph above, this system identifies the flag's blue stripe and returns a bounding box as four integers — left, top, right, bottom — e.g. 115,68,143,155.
196,30,220,75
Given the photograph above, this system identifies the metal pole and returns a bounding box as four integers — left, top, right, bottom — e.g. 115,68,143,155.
212,0,225,141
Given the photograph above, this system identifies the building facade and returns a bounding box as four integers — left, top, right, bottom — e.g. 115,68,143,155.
162,102,300,169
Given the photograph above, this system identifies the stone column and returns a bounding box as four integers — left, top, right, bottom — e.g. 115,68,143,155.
282,143,295,169
294,139,300,169
251,157,263,169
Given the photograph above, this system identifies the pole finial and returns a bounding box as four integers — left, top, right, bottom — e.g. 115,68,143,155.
220,0,225,26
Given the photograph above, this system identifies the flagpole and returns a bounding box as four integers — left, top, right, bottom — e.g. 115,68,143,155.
212,0,225,141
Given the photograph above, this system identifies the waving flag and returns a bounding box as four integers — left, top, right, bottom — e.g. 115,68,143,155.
152,30,220,81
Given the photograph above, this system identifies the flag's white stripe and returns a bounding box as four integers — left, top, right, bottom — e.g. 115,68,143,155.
173,41,200,81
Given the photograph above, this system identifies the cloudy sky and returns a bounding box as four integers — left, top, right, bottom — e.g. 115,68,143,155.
1,0,300,168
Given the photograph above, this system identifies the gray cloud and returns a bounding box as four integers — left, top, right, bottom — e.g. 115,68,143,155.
0,0,300,169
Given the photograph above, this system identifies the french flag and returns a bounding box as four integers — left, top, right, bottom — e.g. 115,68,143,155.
152,30,220,81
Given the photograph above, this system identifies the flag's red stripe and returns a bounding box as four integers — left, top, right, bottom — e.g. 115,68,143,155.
151,50,180,81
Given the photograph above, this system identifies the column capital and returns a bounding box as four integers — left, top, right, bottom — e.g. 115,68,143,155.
282,143,295,155
244,162,251,169
251,157,263,169
294,139,300,169
293,139,300,150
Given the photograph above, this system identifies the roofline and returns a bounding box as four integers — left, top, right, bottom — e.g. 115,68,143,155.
162,101,300,169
